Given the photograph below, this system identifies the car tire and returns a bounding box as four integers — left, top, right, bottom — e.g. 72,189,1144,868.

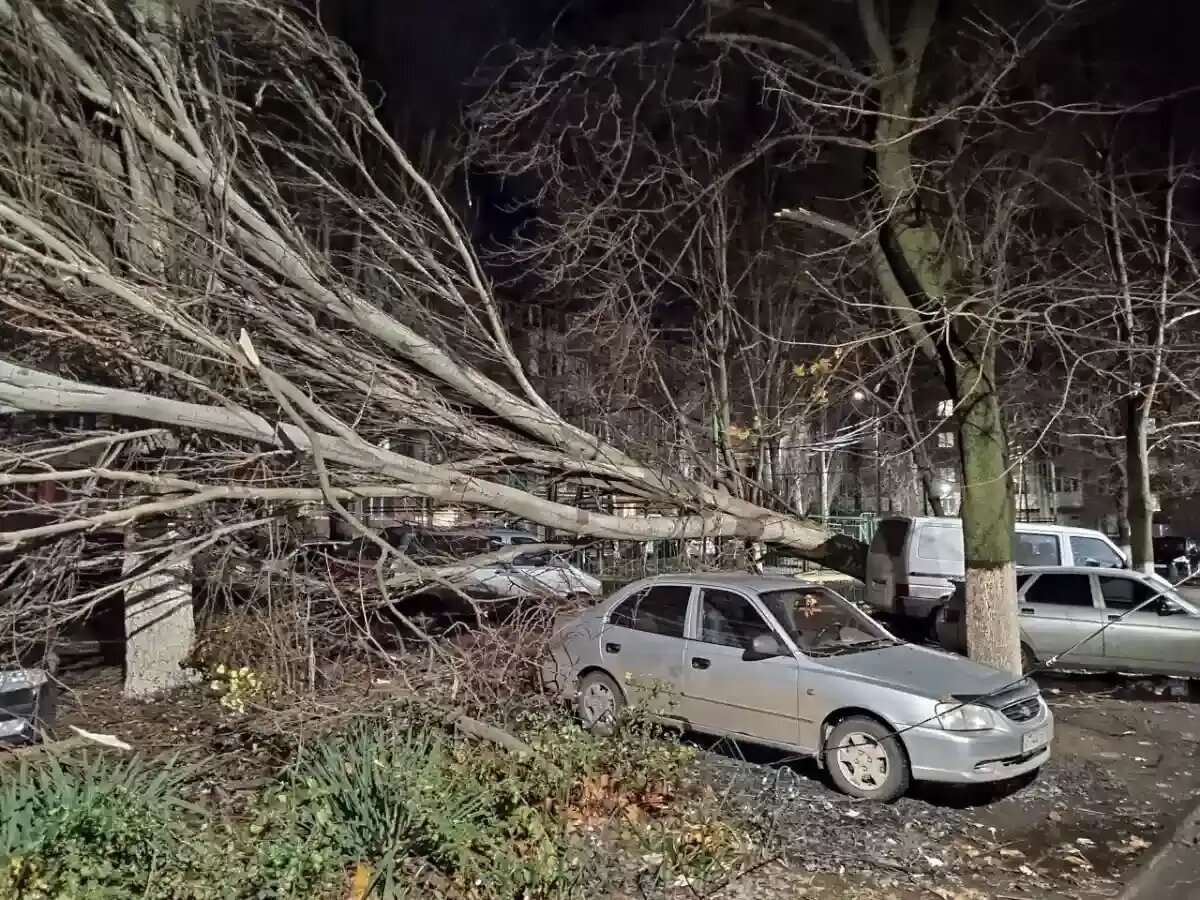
824,715,910,803
925,607,944,644
1021,644,1038,676
576,671,626,736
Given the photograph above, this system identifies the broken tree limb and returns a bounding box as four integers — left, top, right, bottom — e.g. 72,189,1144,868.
0,361,866,578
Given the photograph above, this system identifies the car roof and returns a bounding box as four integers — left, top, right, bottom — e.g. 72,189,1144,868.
621,573,823,593
882,516,1115,538
1017,565,1137,577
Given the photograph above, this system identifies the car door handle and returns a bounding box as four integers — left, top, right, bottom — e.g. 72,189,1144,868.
1107,614,1121,622
604,642,621,654
691,657,711,670
1020,607,1035,615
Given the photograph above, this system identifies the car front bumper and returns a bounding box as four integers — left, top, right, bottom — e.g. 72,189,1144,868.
903,711,1053,784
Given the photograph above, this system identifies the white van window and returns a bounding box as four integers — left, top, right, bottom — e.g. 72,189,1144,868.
1070,535,1123,568
916,526,964,563
1014,533,1061,566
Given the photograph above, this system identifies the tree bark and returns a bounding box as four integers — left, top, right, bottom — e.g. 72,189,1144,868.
121,518,195,698
958,365,1020,673
855,0,1020,672
1125,393,1154,573
0,361,870,580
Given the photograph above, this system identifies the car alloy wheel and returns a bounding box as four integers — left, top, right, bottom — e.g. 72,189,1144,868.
576,671,625,736
824,715,910,802
835,732,890,790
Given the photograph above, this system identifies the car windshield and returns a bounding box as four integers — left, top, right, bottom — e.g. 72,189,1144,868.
759,588,895,655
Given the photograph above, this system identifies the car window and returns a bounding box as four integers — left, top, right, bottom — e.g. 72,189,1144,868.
697,589,774,648
1014,533,1062,566
916,526,963,563
1023,573,1093,607
1099,576,1157,612
1071,536,1124,568
513,552,550,567
761,587,890,651
608,585,690,637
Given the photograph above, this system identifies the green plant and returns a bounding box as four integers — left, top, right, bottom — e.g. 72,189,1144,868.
274,719,592,898
0,753,202,899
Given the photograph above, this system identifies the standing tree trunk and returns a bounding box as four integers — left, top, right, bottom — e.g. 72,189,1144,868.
863,0,1020,672
956,362,1019,668
119,0,195,696
122,491,194,698
1125,394,1154,573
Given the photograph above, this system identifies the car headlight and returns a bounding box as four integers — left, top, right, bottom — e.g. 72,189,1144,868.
934,702,997,731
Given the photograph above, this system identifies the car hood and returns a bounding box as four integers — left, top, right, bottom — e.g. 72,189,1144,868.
815,643,1025,702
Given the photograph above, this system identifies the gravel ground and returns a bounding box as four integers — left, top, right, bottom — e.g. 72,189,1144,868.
684,749,1123,896
631,683,1200,900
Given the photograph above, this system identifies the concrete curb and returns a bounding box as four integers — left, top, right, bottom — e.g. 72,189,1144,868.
1118,795,1200,899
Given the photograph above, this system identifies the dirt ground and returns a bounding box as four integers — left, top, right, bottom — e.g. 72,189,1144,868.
35,663,1200,900
685,674,1200,900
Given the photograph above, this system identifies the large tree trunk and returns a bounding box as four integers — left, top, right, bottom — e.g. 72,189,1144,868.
856,0,1020,673
122,518,195,698
957,363,1020,673
1125,394,1154,573
120,0,192,695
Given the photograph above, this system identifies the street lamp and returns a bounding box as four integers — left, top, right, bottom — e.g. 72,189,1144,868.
850,387,882,514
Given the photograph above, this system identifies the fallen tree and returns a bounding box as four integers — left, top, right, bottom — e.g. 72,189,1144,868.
0,0,862,686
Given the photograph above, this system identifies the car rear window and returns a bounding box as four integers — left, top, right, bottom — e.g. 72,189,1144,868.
1014,533,1062,566
609,585,690,638
916,526,964,562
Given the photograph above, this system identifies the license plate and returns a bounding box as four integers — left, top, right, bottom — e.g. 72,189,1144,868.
1022,725,1050,753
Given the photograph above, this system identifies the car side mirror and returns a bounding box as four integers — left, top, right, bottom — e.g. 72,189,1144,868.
1159,602,1183,616
743,633,785,661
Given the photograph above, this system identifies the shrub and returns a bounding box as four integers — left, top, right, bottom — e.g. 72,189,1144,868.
0,709,750,899
274,718,594,899
0,753,202,899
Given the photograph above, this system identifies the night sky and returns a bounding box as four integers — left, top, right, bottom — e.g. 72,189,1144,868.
319,0,1200,128
313,0,1200,250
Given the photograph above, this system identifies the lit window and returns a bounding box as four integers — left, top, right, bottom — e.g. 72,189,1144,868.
936,400,954,417
937,432,955,449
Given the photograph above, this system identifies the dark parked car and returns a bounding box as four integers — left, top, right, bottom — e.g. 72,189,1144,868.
1153,536,1200,582
0,659,56,746
294,525,599,633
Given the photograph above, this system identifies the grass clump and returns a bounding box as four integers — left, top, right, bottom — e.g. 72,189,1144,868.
0,708,753,899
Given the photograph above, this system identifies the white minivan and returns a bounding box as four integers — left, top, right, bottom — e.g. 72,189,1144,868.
864,516,1127,629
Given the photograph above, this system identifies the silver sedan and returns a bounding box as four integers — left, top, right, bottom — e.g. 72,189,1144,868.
544,574,1052,802
937,565,1200,677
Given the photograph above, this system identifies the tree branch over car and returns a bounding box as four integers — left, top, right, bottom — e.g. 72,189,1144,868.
0,0,871,688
